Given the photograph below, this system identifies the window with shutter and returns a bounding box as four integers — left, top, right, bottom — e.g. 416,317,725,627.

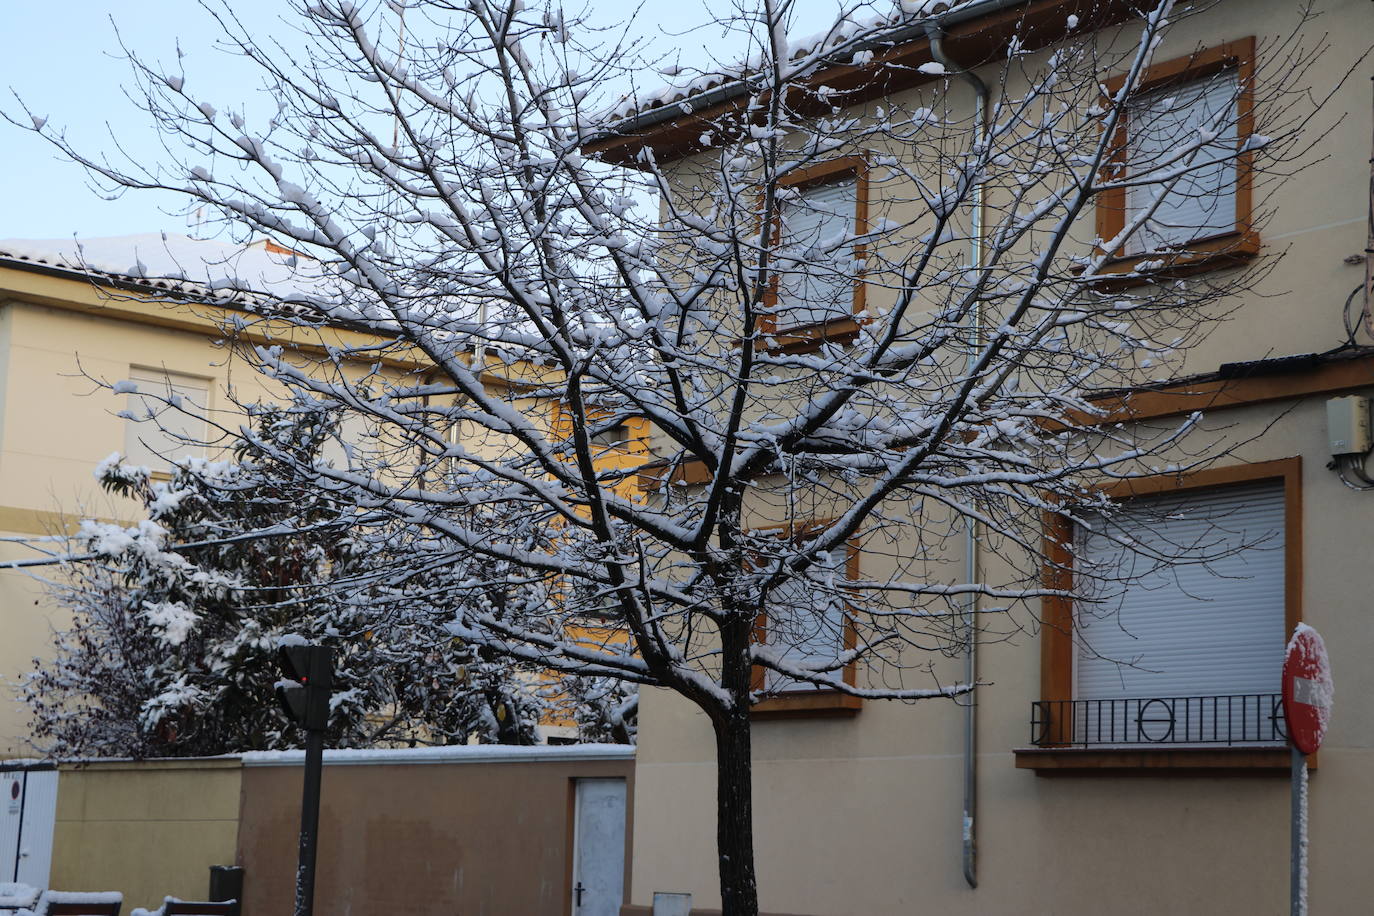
1071,480,1287,745
759,156,869,352
123,368,210,472
759,543,851,694
745,521,863,716
1094,37,1258,277
1124,71,1241,254
775,176,859,330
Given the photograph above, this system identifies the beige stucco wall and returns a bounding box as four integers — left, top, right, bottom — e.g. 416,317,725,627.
49,757,242,911
625,0,1374,912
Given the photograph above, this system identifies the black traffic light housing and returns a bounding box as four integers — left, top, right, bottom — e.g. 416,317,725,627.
276,644,333,732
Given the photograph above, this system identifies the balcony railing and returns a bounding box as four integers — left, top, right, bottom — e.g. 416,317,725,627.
1030,694,1286,748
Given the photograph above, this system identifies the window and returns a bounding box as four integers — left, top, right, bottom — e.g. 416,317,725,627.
1124,72,1240,253
322,409,375,470
1096,38,1257,271
762,156,869,348
749,522,862,717
123,368,210,473
1029,459,1301,765
589,422,632,451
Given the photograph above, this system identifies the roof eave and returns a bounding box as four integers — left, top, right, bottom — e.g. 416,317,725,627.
582,0,1141,168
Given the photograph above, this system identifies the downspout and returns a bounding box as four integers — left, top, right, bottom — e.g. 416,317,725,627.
924,22,988,892
1363,76,1374,338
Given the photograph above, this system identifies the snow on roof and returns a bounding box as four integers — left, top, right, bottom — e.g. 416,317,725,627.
242,742,635,767
596,0,973,127
0,232,334,305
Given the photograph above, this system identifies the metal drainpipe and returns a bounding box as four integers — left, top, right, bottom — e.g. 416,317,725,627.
924,21,988,892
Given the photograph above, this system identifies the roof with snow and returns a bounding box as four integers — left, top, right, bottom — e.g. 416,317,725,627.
0,232,334,307
596,0,978,125
583,0,1139,167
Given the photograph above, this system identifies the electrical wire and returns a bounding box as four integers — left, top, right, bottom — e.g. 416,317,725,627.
1341,283,1368,348
1334,453,1374,490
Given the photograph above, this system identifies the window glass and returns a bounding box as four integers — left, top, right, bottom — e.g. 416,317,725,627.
1125,70,1239,253
590,422,631,450
124,369,210,472
775,176,858,329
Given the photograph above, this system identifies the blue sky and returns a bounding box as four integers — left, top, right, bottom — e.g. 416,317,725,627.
2,0,850,243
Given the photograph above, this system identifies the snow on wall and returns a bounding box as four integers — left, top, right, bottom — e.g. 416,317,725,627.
241,743,636,767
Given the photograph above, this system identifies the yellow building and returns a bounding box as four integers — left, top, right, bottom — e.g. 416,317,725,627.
0,235,345,758
0,230,646,749
587,0,1374,913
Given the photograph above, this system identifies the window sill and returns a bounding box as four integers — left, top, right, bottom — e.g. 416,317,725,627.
751,691,862,719
1088,230,1260,289
756,316,861,355
1013,745,1308,774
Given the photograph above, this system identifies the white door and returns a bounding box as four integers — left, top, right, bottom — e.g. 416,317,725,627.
0,771,23,882
16,770,57,888
570,778,626,916
0,769,58,887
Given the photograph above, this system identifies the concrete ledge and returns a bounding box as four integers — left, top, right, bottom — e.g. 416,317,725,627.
1014,745,1300,773
622,908,811,916
243,743,636,767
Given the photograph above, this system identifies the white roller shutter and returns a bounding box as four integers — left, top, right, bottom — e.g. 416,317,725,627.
763,547,848,693
1125,70,1240,253
1075,480,1285,703
775,176,857,328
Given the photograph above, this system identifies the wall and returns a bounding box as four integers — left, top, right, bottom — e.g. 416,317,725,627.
236,746,634,916
49,758,242,912
622,0,1374,912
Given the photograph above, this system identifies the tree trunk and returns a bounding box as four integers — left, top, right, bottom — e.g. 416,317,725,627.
713,612,759,916
712,705,759,916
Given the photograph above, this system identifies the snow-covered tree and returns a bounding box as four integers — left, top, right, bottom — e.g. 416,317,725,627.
24,409,550,757
8,0,1346,910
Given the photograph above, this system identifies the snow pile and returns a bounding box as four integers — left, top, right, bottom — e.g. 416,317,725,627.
0,884,39,908
131,896,229,916
15,890,124,916
142,600,200,647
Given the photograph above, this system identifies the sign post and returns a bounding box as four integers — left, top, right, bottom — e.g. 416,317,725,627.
276,643,334,916
1281,624,1332,916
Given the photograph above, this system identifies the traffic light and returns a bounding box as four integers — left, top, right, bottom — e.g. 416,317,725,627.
276,644,333,732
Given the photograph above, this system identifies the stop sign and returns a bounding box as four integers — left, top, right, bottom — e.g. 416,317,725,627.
1282,624,1333,755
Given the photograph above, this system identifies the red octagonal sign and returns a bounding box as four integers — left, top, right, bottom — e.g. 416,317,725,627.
1282,624,1333,755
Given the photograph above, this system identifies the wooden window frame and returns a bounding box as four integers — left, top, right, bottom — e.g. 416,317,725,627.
758,155,870,355
1094,37,1259,281
748,519,863,718
1021,457,1302,771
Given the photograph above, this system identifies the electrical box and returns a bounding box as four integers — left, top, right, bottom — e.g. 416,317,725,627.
1326,395,1372,456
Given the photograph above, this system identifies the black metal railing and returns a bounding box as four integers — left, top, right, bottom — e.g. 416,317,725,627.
1030,694,1286,747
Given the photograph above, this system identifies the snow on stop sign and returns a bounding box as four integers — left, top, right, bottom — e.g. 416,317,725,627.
1282,624,1333,755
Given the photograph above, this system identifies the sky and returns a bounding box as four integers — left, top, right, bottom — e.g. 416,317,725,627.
1,0,854,244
